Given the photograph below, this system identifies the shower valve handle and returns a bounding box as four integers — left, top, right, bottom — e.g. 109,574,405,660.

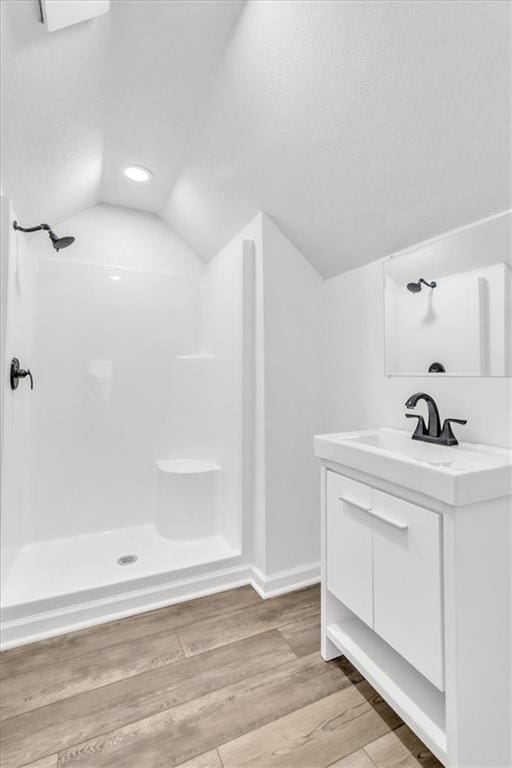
10,358,34,390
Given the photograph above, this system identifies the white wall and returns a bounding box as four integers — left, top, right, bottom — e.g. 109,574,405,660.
261,214,324,573
323,213,512,448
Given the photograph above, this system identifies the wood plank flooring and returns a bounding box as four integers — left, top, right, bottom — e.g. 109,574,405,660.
0,585,442,768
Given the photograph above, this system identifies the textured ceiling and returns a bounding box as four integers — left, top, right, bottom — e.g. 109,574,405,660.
1,0,510,277
1,0,108,226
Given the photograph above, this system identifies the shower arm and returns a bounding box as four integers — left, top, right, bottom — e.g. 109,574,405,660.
13,222,51,233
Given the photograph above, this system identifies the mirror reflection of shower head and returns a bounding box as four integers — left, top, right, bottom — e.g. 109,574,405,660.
13,221,75,252
406,277,437,293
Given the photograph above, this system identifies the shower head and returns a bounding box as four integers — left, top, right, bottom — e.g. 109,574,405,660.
13,221,75,252
406,278,437,293
48,231,75,251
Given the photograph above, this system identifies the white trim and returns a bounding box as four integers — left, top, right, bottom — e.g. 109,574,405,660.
0,561,321,649
250,562,320,599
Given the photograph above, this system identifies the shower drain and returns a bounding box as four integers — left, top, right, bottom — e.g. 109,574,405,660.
117,554,138,566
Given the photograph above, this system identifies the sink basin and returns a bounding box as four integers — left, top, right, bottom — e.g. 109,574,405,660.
314,428,512,505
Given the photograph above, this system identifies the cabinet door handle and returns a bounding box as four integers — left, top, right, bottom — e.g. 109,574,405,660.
338,496,408,531
338,496,372,514
365,507,408,531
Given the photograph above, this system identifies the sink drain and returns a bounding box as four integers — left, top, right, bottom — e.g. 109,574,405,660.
117,554,138,566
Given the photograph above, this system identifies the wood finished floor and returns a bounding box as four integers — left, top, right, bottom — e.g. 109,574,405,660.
0,585,442,768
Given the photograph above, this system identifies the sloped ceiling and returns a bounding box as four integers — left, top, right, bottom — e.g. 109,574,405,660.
1,0,510,278
1,0,109,226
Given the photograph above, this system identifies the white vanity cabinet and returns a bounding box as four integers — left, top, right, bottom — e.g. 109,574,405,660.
327,472,444,690
315,428,512,768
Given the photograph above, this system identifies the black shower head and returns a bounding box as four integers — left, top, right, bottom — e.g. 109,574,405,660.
48,231,75,251
406,278,437,293
13,221,75,252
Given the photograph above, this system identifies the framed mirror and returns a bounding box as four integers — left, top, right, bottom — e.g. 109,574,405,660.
384,215,512,377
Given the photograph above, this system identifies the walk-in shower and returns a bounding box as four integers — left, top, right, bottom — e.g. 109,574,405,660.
1,202,253,647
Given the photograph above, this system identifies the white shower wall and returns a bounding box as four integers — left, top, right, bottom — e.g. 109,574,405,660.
0,197,37,583
29,259,209,540
26,206,208,541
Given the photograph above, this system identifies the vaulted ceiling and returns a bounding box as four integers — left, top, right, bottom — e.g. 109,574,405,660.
1,0,510,277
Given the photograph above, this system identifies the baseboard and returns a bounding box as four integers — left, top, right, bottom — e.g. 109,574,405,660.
0,561,320,649
250,562,320,599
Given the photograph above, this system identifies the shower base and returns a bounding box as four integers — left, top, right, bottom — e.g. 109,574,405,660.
1,524,243,648
4,525,238,606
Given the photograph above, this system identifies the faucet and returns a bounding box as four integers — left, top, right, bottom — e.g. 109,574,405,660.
405,392,467,446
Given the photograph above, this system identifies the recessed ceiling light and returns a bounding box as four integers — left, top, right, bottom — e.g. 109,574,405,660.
124,166,152,182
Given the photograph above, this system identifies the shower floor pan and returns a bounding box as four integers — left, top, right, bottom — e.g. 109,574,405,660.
2,524,239,614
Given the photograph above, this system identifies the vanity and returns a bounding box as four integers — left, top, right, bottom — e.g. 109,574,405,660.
315,427,511,767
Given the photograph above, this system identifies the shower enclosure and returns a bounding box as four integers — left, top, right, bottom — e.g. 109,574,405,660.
0,200,253,647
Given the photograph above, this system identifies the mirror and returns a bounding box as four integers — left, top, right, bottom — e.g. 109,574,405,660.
384,220,512,377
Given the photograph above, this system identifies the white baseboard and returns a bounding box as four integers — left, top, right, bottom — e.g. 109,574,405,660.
0,561,320,649
250,562,320,599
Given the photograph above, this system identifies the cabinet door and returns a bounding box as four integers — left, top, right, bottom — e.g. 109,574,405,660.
326,471,373,627
372,490,444,690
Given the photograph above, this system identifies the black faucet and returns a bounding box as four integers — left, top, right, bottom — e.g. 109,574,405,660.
405,392,467,446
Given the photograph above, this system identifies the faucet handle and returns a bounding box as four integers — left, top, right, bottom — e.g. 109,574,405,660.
406,413,427,438
440,418,467,446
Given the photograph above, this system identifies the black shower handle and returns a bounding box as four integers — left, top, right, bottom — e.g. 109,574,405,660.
10,358,34,390
23,369,34,390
